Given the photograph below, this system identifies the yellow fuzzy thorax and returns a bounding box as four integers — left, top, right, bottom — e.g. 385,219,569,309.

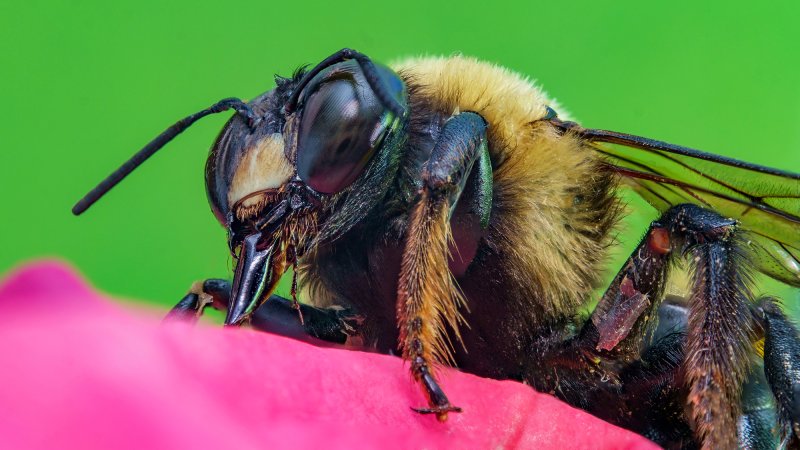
391,55,616,320
391,55,568,155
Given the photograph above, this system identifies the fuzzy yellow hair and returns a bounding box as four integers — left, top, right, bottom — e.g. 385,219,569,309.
393,55,618,326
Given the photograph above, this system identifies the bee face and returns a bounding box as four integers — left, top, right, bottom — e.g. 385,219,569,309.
206,60,406,229
204,89,289,225
201,56,408,325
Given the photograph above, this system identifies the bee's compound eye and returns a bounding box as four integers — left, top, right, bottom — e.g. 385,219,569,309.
296,77,387,194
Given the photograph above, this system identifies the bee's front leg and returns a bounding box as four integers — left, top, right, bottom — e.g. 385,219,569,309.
164,279,230,324
397,111,491,421
165,279,362,345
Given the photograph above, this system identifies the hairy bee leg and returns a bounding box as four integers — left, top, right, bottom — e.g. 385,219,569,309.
397,111,489,421
588,204,755,448
755,297,800,446
652,204,753,448
164,279,361,344
636,301,781,449
679,209,755,449
571,297,778,449
621,337,781,449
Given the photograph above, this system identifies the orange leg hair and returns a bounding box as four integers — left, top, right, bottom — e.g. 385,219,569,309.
396,111,489,420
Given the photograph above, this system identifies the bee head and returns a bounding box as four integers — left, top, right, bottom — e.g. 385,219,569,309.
208,57,407,227
204,52,408,325
73,50,408,326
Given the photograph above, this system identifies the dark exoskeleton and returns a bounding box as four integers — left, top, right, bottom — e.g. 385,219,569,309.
74,49,800,449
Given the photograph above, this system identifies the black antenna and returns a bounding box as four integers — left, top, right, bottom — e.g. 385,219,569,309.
72,97,259,215
284,48,406,118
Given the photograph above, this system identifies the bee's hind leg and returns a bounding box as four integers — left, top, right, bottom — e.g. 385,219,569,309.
613,299,782,449
164,279,362,345
586,203,761,448
755,296,800,447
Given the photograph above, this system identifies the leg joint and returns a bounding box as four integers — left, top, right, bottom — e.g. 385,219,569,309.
420,112,488,195
654,204,738,251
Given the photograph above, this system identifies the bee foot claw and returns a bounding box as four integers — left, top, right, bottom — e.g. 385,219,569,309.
411,405,462,421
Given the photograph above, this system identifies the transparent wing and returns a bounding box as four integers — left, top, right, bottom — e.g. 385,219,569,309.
552,121,800,287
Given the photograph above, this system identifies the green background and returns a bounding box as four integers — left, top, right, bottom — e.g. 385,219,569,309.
2,1,798,316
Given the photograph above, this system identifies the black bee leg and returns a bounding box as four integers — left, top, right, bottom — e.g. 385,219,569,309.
164,279,230,324
165,279,362,345
620,336,782,449
397,111,491,421
677,207,756,449
585,214,673,359
623,299,782,449
755,297,800,447
738,360,781,450
590,204,756,448
252,296,362,345
581,297,780,449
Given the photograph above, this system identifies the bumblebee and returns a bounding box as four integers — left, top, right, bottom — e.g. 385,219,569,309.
74,49,800,448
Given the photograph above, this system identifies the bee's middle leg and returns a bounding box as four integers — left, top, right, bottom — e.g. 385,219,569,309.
398,111,491,421
164,279,231,324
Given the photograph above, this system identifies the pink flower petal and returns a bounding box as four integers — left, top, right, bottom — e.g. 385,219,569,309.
0,261,658,449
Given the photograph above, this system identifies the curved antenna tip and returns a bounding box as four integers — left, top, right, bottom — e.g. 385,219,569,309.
71,202,88,216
